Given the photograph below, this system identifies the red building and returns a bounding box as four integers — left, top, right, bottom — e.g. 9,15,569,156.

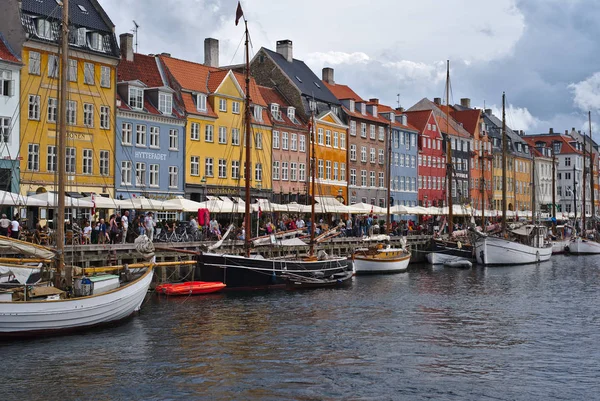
405,110,446,207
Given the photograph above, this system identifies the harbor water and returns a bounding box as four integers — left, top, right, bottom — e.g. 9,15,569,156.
2,254,600,400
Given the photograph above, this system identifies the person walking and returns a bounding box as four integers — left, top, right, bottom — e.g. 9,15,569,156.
0,214,10,236
144,212,155,240
10,216,20,239
121,210,129,243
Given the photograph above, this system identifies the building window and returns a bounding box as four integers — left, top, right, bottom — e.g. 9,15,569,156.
350,121,356,136
565,157,571,167
370,171,376,187
290,162,297,181
136,124,147,146
340,133,346,149
255,163,262,181
68,59,77,82
100,66,111,88
89,32,104,51
219,98,227,112
135,162,147,186
205,125,214,142
66,147,76,173
28,95,40,120
169,129,178,150
370,125,376,139
326,160,331,179
378,127,385,141
326,130,331,146
100,150,109,176
231,160,240,179
218,126,227,144
121,161,132,185
287,107,296,121
350,145,356,161
83,103,94,127
47,98,57,123
149,126,160,148
273,131,279,149
361,146,367,162
255,132,262,149
122,122,132,145
84,62,95,85
190,156,199,176
128,87,144,110
232,128,240,146
281,162,288,180
0,69,13,97
370,148,376,164
378,149,384,164
291,133,297,151
29,51,41,75
379,172,384,187
100,105,109,129
318,128,324,145
318,159,324,179
299,163,306,182
83,149,93,174
66,100,77,125
48,55,58,78
350,169,356,185
149,164,159,187
219,159,227,178
205,157,214,177
196,94,207,111
27,143,39,171
282,132,289,150
47,145,56,172
299,134,306,152
169,166,178,188
254,105,263,121
273,161,280,180
340,163,345,181
333,162,338,181
191,123,200,140
361,170,367,186
232,101,240,114
158,93,173,114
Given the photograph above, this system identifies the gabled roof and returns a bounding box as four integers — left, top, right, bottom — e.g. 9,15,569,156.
524,134,581,155
322,81,363,102
451,109,481,136
159,55,219,94
117,53,164,88
22,0,113,32
261,47,339,105
521,136,549,158
408,98,471,138
257,85,307,130
482,111,533,159
0,33,20,64
377,104,419,132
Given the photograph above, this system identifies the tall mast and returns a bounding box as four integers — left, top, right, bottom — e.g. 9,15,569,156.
480,139,485,226
445,60,453,234
386,120,392,235
573,164,577,232
532,152,536,224
243,20,251,257
552,145,556,219
583,125,587,231
309,112,316,257
57,0,69,285
501,92,507,236
589,111,595,222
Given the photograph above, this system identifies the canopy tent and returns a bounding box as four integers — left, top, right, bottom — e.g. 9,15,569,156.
118,196,180,211
196,197,245,213
390,204,409,215
80,196,128,209
0,190,46,207
313,196,350,214
162,196,205,212
347,202,387,215
29,192,94,208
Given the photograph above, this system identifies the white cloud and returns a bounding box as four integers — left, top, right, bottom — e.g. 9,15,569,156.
305,51,370,66
569,72,600,112
488,104,543,132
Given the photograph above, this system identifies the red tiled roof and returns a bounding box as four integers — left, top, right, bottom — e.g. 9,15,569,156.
525,134,581,155
0,35,20,64
405,110,432,132
377,103,419,132
323,81,363,102
182,92,217,118
117,53,164,87
521,137,545,157
159,55,218,93
257,85,308,130
451,109,480,136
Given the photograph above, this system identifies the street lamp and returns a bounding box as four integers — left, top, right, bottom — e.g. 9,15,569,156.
200,176,206,201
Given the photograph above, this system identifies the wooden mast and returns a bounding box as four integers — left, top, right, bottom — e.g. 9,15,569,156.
445,60,453,234
583,123,587,231
480,139,485,227
532,152,536,224
57,0,69,285
309,112,316,257
243,19,252,258
386,118,392,235
501,92,507,236
589,111,595,223
552,144,556,219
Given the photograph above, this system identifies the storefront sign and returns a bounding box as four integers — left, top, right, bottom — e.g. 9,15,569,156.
135,151,167,161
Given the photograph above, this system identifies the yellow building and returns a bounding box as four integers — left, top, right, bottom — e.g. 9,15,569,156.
0,0,119,198
160,56,271,201
312,112,348,202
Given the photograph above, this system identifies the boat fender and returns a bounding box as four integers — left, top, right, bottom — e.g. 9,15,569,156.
81,277,93,296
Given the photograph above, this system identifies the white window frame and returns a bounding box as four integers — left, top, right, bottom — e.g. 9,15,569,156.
273,130,279,149
169,129,178,150
136,124,147,147
149,164,159,187
205,125,214,142
232,128,240,146
149,126,160,148
299,134,306,152
158,92,173,114
29,51,41,75
135,162,147,186
28,95,40,120
68,59,77,82
100,150,109,176
121,161,132,185
66,100,77,125
232,101,240,114
196,94,207,112
83,103,94,127
83,149,93,175
219,98,227,112
66,147,76,174
219,126,227,144
100,66,111,88
205,157,214,177
47,98,57,123
84,62,95,85
191,122,200,140
122,122,132,145
46,145,56,172
169,166,178,188
128,87,144,110
48,54,58,78
190,156,199,176
218,159,227,179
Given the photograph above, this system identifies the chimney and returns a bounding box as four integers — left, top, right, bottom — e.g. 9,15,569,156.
565,130,568,135
549,128,554,134
161,52,171,57
396,107,405,113
485,108,492,116
460,98,471,108
434,97,442,105
276,39,293,63
369,98,379,104
204,38,219,67
322,67,334,84
119,33,134,62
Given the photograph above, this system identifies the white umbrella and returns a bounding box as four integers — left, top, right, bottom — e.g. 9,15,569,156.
162,196,205,212
29,192,94,208
119,196,180,211
80,196,127,209
390,204,409,215
0,190,46,207
314,196,350,213
347,202,387,215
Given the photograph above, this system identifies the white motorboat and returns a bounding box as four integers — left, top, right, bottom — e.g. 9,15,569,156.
473,229,552,266
353,246,411,274
567,237,600,255
551,238,570,254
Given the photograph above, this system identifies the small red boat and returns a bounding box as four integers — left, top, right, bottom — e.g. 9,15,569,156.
155,281,226,296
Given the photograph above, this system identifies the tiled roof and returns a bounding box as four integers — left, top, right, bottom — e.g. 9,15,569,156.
323,81,363,102
408,98,471,138
404,110,432,132
377,104,420,132
181,92,217,118
22,0,113,32
525,134,581,155
0,33,20,64
159,55,219,94
257,85,307,130
117,53,164,88
261,47,339,105
116,93,184,119
451,109,481,136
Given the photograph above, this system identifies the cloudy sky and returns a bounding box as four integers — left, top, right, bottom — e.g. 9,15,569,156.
102,0,600,138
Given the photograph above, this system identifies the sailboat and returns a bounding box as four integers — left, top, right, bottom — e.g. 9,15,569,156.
196,9,350,289
0,0,156,338
568,111,600,254
472,93,552,265
352,108,411,274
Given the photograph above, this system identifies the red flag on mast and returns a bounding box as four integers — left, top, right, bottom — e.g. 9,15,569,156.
235,1,244,25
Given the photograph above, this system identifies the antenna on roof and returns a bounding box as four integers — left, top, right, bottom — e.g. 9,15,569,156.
132,20,140,53
397,93,401,109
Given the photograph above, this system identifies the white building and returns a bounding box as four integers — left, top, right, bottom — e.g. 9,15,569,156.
0,34,21,193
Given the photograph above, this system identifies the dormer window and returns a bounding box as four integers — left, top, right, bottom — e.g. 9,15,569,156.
372,105,377,117
331,105,339,115
36,19,53,40
271,103,281,120
158,92,173,115
401,115,407,126
349,100,355,112
76,28,86,46
195,93,207,112
389,113,395,123
128,87,144,110
360,102,366,115
287,107,296,122
254,105,263,122
89,32,104,52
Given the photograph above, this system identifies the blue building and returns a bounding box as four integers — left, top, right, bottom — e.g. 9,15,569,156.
115,34,185,204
